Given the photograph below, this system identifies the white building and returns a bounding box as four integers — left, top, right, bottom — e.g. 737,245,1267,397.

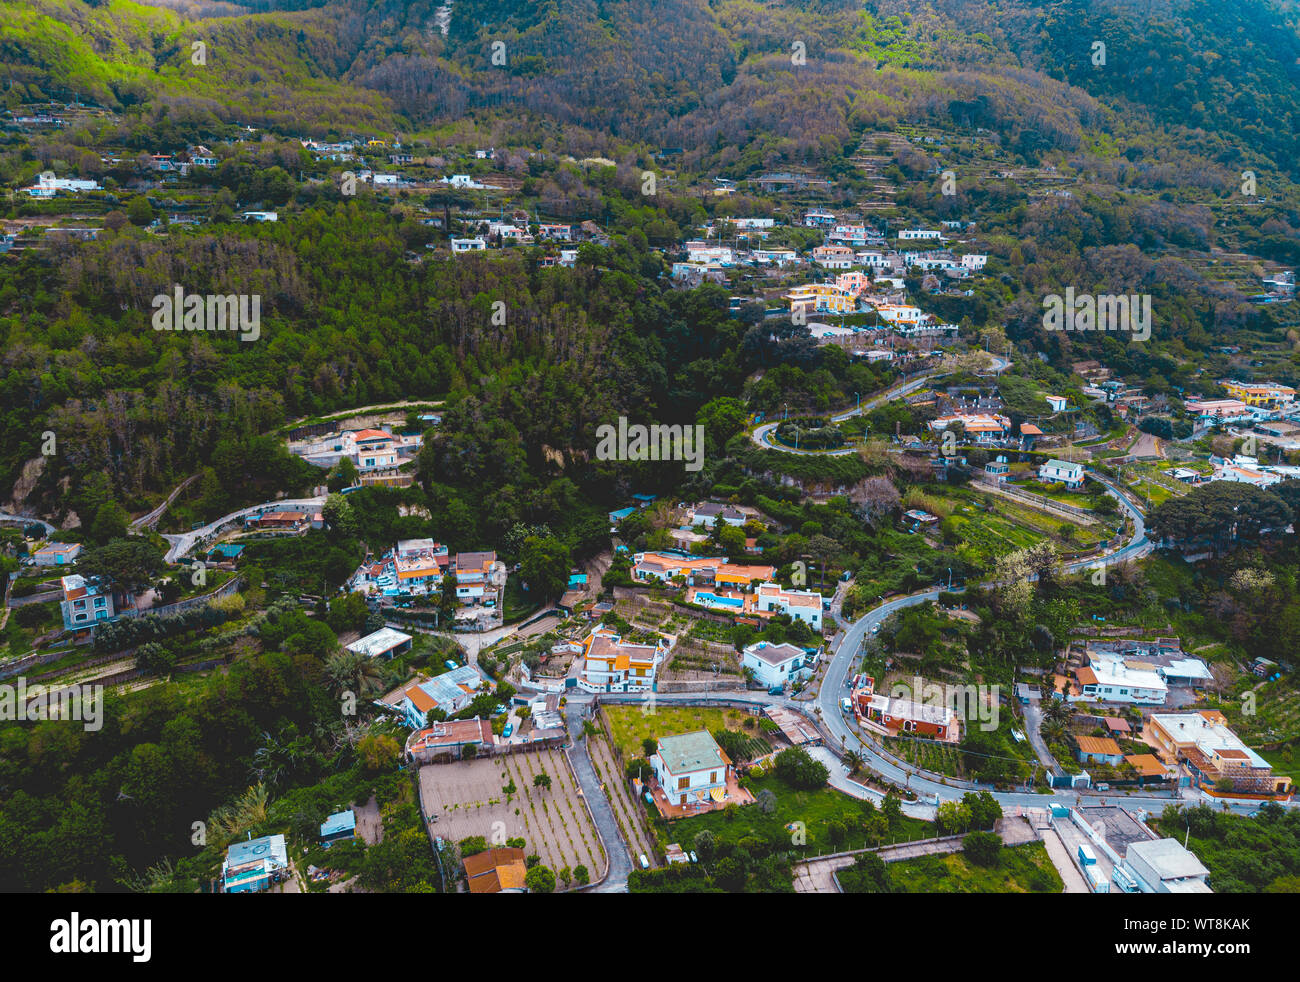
1122,839,1212,894
897,229,944,241
1076,653,1168,705
960,253,988,270
450,238,486,252
755,583,823,631
742,640,810,688
750,248,798,266
346,627,413,660
578,627,665,693
1039,458,1085,488
685,242,734,265
27,174,102,196
397,665,487,727
652,730,732,807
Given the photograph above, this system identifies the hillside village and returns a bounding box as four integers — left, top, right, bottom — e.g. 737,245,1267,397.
3,0,1300,915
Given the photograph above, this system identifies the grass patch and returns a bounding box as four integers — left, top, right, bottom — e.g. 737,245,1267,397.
604,704,749,759
863,841,1063,893
666,773,932,854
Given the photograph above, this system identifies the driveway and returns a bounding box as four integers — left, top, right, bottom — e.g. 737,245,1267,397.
1022,697,1063,778
565,699,634,893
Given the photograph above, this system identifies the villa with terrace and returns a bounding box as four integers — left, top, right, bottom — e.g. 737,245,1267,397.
577,626,668,693
648,730,754,817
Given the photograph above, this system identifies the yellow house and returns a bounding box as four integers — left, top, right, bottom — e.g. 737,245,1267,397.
1220,380,1296,408
784,283,856,316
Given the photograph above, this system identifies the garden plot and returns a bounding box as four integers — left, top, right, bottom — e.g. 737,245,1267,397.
588,735,659,865
418,750,605,889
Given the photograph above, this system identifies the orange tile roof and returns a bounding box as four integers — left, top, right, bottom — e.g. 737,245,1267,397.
465,847,528,893
1076,735,1123,756
1076,666,1099,686
404,684,436,713
1020,423,1043,435
1125,754,1167,777
352,429,392,442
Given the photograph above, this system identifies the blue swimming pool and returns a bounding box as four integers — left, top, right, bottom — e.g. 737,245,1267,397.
694,592,743,609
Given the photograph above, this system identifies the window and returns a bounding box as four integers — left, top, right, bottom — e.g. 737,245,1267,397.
677,777,689,790
709,772,717,783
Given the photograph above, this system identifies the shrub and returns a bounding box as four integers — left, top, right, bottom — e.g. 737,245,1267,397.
962,831,1002,867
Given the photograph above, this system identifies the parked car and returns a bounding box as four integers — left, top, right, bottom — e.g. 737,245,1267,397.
689,851,698,863
639,854,650,869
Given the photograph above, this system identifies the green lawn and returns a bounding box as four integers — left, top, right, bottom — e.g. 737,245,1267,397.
502,577,542,623
603,704,753,759
664,772,933,855
857,841,1063,893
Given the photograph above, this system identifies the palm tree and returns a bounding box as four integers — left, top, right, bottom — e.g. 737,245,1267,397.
325,649,384,698
1042,697,1076,728
842,749,867,777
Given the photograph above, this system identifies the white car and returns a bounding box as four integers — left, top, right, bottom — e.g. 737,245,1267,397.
639,854,650,869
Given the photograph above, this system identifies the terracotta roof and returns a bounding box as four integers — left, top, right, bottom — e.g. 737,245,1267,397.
404,683,437,713
1020,423,1043,435
1076,735,1123,756
1125,754,1167,777
1076,666,1099,686
1103,717,1131,733
465,847,527,893
352,428,392,442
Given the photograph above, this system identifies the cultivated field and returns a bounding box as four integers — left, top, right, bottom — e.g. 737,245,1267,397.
588,734,660,865
418,749,606,889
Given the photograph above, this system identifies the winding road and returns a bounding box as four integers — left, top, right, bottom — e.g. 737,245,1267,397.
750,356,1009,455
161,497,327,563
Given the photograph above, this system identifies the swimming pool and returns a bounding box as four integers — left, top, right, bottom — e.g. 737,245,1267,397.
693,592,743,609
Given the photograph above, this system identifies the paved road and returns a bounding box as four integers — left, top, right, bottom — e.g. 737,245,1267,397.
0,511,56,535
749,355,1009,455
130,474,198,531
1021,696,1062,778
803,474,1273,818
161,497,326,562
1040,827,1091,893
564,700,634,893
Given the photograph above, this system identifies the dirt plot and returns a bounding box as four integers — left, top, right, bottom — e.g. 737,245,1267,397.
588,735,658,865
419,750,605,889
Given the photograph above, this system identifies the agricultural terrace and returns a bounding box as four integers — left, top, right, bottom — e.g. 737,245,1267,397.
418,750,605,889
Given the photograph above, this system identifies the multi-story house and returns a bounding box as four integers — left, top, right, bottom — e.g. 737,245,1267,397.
742,640,811,688
652,730,733,808
578,627,666,693
59,574,130,631
1148,710,1291,794
755,583,823,631
454,551,497,604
